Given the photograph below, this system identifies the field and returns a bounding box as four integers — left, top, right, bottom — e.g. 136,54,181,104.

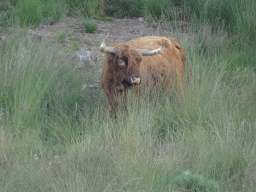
0,0,256,191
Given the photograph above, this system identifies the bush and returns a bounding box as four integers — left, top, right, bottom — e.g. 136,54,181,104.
82,18,98,33
172,170,220,191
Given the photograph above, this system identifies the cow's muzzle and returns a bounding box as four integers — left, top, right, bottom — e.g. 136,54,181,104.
130,77,141,84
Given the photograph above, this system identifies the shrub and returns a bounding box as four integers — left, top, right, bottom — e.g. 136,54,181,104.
82,18,98,33
172,170,220,191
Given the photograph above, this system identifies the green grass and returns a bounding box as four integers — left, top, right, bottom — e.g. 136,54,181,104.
182,0,256,46
144,0,170,19
54,31,80,51
1,2,256,191
104,0,145,17
17,0,42,27
0,0,65,27
0,7,18,28
82,18,98,33
172,170,220,191
40,0,66,25
63,0,104,18
1,0,255,50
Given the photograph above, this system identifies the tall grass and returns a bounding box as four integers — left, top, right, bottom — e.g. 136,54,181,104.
2,0,256,48
0,29,102,136
1,25,256,191
40,0,66,24
144,0,170,19
183,0,256,46
17,0,42,26
104,0,145,17
0,0,66,27
1,1,256,190
235,0,256,45
63,0,104,18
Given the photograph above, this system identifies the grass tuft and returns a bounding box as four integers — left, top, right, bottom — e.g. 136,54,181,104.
82,18,98,33
172,170,220,191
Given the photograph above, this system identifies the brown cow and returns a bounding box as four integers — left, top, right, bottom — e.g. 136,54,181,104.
100,34,192,116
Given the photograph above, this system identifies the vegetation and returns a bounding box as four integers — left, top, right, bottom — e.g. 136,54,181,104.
144,0,170,19
104,0,145,17
182,0,256,46
82,18,98,33
0,0,256,191
40,0,66,25
172,170,220,191
63,0,104,18
53,31,80,51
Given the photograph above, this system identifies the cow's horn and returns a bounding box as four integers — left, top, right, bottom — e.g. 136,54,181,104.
137,39,165,56
100,33,117,54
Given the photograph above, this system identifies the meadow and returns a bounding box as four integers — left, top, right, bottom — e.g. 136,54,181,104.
0,0,256,191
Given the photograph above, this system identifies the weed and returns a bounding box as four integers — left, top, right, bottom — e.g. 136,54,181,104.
71,38,80,52
56,31,67,43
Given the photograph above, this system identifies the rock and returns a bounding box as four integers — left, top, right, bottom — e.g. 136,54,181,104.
138,17,144,22
74,49,96,68
82,84,99,90
57,49,96,69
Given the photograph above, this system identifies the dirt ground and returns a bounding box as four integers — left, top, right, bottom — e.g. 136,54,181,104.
27,17,187,52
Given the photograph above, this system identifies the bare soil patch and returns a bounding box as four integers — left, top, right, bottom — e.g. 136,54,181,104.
27,17,187,51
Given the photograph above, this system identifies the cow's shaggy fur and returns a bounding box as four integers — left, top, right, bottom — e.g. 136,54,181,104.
100,36,193,116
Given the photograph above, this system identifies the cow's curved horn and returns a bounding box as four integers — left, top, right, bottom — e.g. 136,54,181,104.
100,33,117,54
137,39,165,56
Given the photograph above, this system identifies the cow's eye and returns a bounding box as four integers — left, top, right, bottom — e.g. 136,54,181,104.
118,60,126,67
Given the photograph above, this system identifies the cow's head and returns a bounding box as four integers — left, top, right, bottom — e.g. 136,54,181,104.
100,34,165,92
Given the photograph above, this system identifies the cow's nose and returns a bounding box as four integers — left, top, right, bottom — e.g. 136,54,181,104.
131,77,141,84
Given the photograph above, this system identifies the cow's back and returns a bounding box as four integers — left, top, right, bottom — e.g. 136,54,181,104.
128,36,185,90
